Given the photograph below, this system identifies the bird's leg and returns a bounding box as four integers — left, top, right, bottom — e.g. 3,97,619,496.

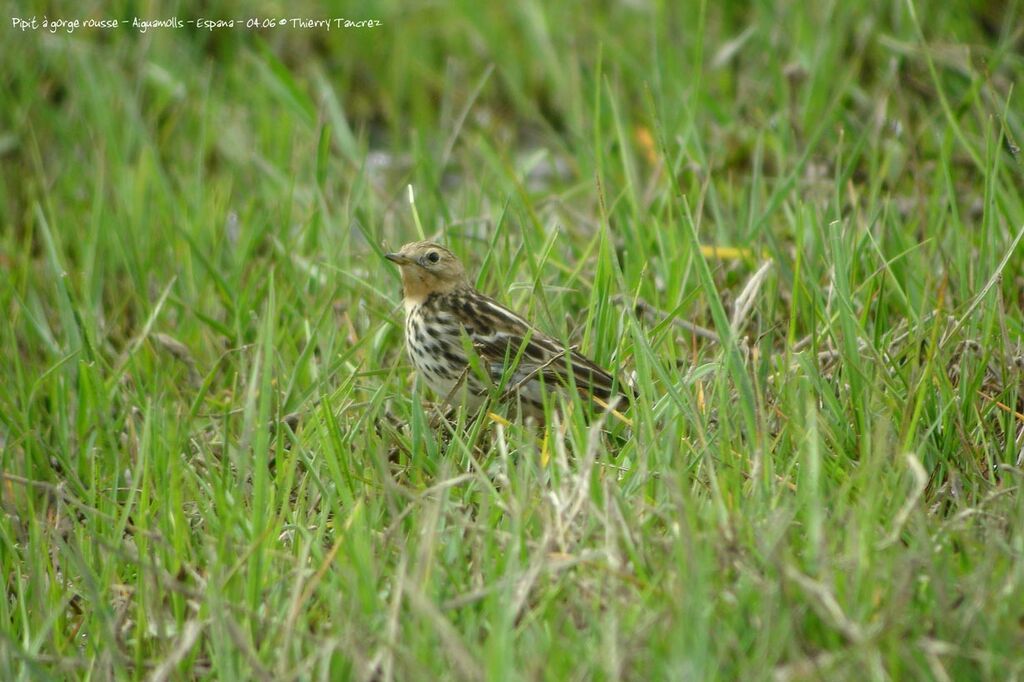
428,365,473,430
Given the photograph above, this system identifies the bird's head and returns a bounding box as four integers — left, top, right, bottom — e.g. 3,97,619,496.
385,241,468,300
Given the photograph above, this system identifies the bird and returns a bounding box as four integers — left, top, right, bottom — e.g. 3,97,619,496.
384,240,631,422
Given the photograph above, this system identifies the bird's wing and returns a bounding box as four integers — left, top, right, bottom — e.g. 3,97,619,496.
448,290,625,404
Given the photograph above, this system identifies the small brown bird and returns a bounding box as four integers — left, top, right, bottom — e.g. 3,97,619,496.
385,241,630,421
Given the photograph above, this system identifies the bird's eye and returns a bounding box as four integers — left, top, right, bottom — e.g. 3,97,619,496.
426,251,440,263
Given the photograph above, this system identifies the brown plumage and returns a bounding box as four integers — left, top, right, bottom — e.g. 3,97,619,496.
385,241,630,421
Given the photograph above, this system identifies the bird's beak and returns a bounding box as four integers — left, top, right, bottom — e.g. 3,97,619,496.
385,252,411,265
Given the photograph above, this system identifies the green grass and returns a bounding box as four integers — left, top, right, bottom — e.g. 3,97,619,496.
2,0,1024,678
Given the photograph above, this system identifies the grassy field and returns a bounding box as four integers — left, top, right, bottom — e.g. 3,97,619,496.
2,0,1024,679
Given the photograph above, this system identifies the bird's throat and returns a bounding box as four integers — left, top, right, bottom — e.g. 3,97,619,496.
400,268,463,303
399,269,432,303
